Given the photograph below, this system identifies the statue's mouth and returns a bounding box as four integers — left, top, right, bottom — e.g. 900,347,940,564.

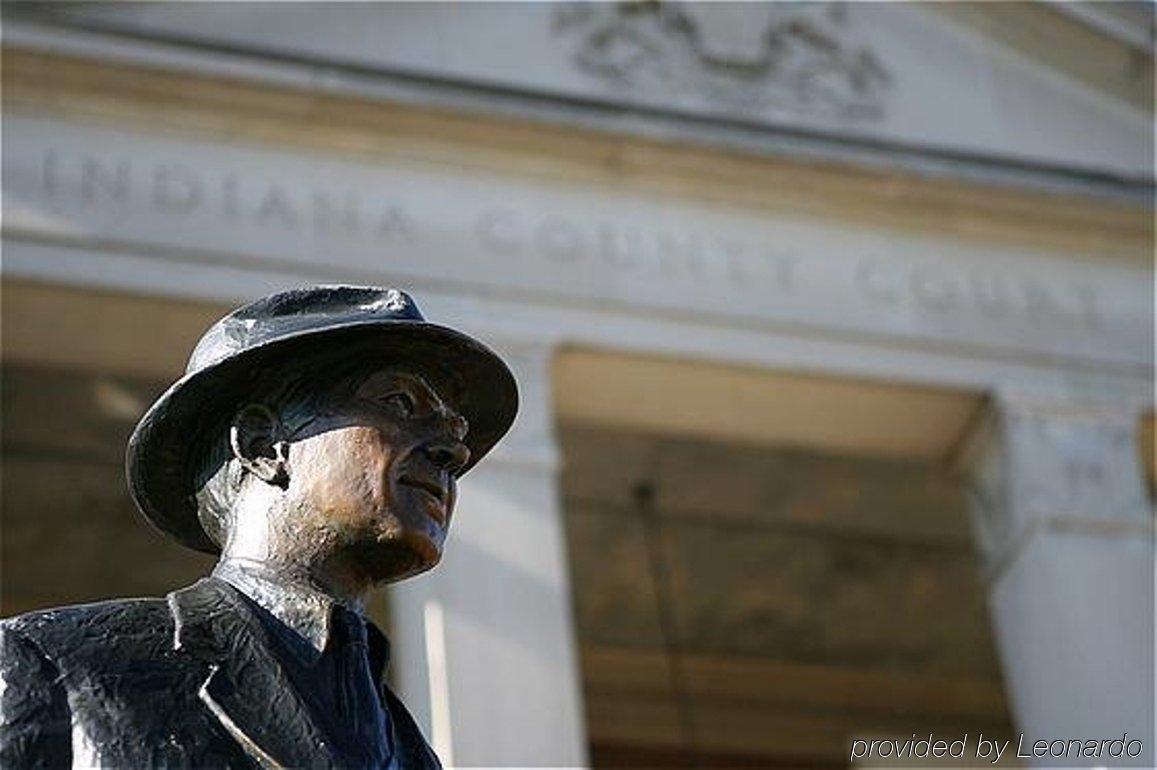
399,474,448,523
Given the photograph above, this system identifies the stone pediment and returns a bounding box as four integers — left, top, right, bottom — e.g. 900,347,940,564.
11,2,1155,181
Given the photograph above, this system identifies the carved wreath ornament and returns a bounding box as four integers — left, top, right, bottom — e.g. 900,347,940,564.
554,1,891,120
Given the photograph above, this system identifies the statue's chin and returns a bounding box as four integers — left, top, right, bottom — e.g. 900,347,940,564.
331,529,443,587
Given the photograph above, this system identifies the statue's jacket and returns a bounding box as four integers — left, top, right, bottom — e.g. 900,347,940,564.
0,578,441,769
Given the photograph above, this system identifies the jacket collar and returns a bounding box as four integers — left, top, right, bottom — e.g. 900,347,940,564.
212,558,356,657
169,577,343,769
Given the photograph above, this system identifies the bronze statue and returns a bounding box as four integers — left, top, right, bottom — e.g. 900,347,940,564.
0,286,518,769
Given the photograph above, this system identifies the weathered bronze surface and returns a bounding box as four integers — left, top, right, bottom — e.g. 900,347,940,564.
0,286,517,769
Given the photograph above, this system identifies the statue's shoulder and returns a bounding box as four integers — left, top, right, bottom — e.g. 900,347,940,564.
1,595,174,670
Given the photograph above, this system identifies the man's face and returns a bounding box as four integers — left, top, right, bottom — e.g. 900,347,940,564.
276,369,470,584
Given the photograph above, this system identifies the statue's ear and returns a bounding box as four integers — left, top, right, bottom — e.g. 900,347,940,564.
230,403,290,488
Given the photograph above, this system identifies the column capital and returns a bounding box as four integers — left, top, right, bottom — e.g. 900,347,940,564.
477,336,561,472
991,387,1148,425
958,392,1155,764
958,392,1152,577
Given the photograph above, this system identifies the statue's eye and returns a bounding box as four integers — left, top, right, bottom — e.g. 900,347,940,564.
384,392,415,417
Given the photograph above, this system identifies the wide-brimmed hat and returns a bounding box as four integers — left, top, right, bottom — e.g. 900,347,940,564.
126,285,518,554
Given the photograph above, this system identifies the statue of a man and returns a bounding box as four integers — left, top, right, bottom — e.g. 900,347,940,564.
0,286,517,769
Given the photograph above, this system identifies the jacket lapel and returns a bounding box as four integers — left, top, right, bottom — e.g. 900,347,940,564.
365,623,441,770
168,578,341,770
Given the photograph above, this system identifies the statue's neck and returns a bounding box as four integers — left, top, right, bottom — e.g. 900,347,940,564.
215,550,372,608
219,498,374,607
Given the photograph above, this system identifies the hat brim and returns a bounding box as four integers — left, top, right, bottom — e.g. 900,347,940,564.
126,320,518,554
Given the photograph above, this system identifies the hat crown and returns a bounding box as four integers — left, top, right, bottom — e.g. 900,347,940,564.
189,286,423,374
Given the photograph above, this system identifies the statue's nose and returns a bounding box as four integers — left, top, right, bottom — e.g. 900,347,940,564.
425,438,470,474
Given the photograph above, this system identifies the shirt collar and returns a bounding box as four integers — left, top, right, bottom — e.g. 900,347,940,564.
212,557,364,655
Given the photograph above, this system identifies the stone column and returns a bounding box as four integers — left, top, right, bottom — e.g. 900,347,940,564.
960,392,1153,767
384,339,588,768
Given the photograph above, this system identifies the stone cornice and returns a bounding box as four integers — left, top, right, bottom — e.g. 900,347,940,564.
1,42,1152,266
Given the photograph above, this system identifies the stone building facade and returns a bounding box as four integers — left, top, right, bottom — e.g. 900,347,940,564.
2,3,1153,767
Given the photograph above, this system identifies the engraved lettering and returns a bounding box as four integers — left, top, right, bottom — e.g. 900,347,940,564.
772,253,800,293
535,216,585,262
1023,278,1063,324
313,190,361,233
377,205,415,241
598,223,644,269
254,185,298,228
719,241,750,285
855,259,900,304
221,173,241,221
910,266,957,311
42,150,59,198
476,210,522,254
81,157,130,205
1071,283,1102,331
968,271,1013,318
656,232,707,280
152,165,203,214
14,139,1124,349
